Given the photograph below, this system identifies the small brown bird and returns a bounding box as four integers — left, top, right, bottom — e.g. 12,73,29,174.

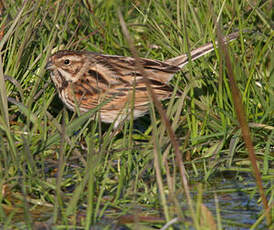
46,32,239,126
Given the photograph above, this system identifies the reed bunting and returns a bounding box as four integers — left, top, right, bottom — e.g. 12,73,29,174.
46,32,239,126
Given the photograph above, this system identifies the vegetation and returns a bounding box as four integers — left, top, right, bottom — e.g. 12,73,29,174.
0,0,272,229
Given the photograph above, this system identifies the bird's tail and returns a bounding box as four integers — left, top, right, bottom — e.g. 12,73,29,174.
165,31,240,68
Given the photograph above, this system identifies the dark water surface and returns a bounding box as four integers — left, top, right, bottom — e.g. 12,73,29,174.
95,172,269,229
195,173,268,229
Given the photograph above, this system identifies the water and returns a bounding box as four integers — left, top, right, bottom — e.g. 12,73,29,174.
191,172,268,229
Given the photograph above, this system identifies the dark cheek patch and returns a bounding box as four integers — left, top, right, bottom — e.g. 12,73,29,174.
70,65,80,76
62,62,82,76
73,62,83,75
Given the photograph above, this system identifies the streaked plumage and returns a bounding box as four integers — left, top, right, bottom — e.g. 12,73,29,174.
46,32,239,125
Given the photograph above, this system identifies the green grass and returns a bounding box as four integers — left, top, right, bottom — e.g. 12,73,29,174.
0,0,273,229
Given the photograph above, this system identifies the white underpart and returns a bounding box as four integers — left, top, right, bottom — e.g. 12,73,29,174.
100,109,148,128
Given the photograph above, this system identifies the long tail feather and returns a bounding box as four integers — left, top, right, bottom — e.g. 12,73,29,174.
165,31,239,68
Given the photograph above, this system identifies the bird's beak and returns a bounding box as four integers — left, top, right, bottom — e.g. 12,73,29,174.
45,60,53,70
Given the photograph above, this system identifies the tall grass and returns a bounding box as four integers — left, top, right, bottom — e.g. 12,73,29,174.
0,0,272,229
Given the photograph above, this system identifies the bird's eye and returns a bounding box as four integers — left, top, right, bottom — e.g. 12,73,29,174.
64,59,70,65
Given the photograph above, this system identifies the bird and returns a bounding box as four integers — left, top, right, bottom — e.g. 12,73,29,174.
46,32,239,126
